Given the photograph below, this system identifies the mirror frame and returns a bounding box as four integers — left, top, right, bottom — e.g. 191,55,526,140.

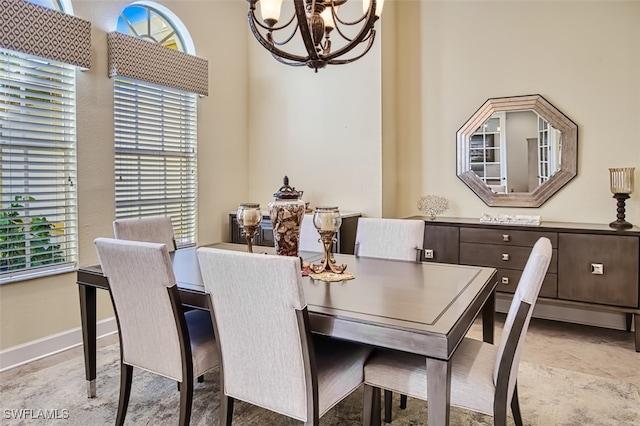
456,94,578,208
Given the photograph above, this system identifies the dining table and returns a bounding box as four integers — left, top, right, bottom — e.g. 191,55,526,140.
76,242,497,426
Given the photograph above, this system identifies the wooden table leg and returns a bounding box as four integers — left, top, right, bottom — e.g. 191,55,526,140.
482,289,496,344
426,358,451,426
78,284,97,398
634,313,639,353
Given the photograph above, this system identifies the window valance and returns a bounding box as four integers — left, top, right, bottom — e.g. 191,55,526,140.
0,0,91,69
107,32,208,96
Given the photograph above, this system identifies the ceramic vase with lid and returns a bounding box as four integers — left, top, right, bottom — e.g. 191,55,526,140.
268,176,306,256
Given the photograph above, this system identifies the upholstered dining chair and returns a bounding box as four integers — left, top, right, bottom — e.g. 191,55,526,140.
94,238,218,426
354,217,425,262
299,214,323,252
113,216,177,251
362,237,553,426
354,216,426,420
196,247,373,426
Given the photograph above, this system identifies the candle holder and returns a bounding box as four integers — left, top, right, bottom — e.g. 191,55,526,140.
236,203,262,252
310,207,347,274
608,167,635,230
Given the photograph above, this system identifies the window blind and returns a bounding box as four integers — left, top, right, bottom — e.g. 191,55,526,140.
114,77,197,247
0,48,78,283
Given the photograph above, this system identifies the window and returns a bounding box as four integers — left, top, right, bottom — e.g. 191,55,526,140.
0,48,77,283
114,77,197,246
113,3,197,247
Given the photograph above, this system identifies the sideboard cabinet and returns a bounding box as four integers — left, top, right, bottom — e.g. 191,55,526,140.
409,216,640,351
229,211,361,255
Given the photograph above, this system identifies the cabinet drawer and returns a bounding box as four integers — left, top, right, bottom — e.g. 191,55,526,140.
558,234,639,308
460,227,557,248
460,242,558,273
495,269,558,298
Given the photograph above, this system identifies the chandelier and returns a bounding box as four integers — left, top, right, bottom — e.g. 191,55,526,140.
247,0,384,72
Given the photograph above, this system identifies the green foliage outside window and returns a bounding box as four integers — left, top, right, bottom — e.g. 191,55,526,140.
0,195,65,272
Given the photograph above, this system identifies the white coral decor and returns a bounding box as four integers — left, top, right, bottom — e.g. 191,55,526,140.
418,195,449,220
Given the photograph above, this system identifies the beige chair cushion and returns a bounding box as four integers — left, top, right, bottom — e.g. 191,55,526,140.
197,248,308,420
185,309,219,378
314,335,372,416
365,338,496,416
363,237,553,420
299,214,323,252
95,238,217,382
197,247,372,423
113,216,176,251
355,218,424,261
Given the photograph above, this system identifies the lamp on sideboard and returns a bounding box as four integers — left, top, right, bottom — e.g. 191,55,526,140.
608,167,635,230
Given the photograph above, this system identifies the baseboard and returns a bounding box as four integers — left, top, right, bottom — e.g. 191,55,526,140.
0,317,118,372
496,297,631,331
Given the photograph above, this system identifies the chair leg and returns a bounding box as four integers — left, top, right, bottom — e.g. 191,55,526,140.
400,394,407,409
116,364,133,426
220,394,234,426
511,383,523,426
178,378,193,426
384,390,393,423
363,385,381,426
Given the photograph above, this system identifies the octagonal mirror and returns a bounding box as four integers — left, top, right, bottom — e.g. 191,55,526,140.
457,94,578,207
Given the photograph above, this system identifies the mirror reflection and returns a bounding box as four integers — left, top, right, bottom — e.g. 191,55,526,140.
456,94,578,208
470,110,562,194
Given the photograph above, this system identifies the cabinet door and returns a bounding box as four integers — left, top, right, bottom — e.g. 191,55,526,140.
558,234,639,308
423,224,459,263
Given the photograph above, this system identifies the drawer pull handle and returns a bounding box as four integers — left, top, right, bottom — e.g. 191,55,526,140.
502,234,510,242
502,253,510,261
501,277,510,284
424,249,434,259
591,263,604,275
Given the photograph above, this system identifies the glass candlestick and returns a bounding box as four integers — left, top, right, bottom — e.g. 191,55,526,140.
608,167,635,230
237,203,262,252
310,207,347,274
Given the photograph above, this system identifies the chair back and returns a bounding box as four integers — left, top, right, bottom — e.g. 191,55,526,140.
355,218,425,261
113,216,177,252
94,238,184,381
299,214,323,252
494,237,552,401
196,248,310,421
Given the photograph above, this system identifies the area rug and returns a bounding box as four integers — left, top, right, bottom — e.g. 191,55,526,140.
1,343,638,425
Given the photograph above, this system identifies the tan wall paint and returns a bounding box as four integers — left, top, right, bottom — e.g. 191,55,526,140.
0,0,248,349
393,1,640,224
246,0,383,216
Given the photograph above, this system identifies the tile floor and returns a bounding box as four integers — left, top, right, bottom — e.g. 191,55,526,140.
2,314,638,392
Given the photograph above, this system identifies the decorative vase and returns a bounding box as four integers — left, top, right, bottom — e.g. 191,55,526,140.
268,176,306,257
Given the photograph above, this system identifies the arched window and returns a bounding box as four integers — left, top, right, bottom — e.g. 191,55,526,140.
113,2,198,247
0,0,87,282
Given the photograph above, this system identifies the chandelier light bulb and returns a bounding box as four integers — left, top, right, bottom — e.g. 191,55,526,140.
247,0,383,71
260,0,283,26
363,0,384,17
